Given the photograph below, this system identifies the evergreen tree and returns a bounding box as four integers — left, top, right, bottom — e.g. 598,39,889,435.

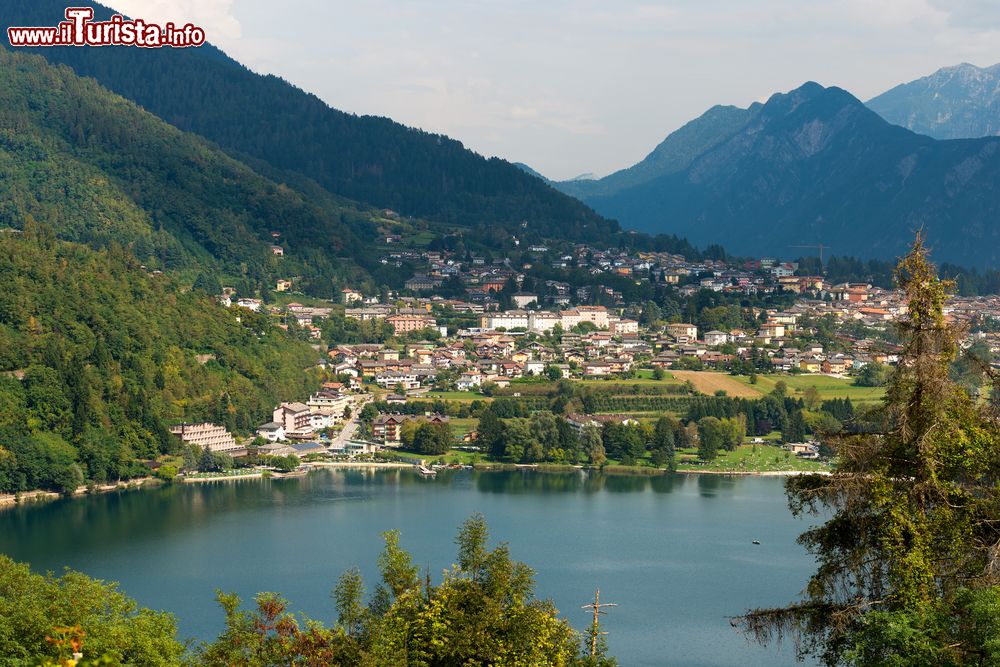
738,236,1000,665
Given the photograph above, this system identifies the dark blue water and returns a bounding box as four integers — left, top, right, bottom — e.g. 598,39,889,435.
0,469,818,666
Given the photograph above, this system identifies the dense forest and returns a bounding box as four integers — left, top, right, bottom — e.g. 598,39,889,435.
4,0,620,248
0,229,321,493
0,47,386,297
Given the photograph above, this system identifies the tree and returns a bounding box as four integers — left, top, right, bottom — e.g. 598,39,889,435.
580,425,606,466
855,361,890,387
737,236,1000,665
781,410,807,443
651,417,677,470
332,567,367,639
0,555,183,664
802,385,821,411
412,422,451,455
477,408,505,460
696,417,722,461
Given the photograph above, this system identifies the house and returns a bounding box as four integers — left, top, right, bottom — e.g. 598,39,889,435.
704,330,730,347
457,372,485,391
256,422,285,442
799,358,822,373
566,413,639,433
270,245,284,256
609,319,639,335
759,322,785,339
523,360,546,376
666,323,698,343
276,279,293,292
375,371,421,391
235,297,262,312
785,442,820,459
583,361,612,377
822,358,848,374
341,288,363,304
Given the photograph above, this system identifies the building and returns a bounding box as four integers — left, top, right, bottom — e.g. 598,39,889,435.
276,279,293,292
666,323,698,342
480,310,530,330
512,293,538,308
170,423,242,455
375,371,421,391
270,245,284,256
405,275,443,291
528,311,560,333
704,330,730,346
273,402,312,436
372,414,407,445
387,314,435,334
341,288,363,304
256,422,285,442
609,318,638,336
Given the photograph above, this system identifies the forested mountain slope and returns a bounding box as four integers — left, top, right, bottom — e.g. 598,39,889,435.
3,0,618,247
0,229,321,493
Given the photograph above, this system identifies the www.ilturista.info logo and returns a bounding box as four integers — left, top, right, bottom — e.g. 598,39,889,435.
7,7,206,48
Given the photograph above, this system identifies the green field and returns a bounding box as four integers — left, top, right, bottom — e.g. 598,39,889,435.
731,373,885,404
676,443,831,473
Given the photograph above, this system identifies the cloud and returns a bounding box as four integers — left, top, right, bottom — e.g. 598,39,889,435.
105,0,1000,179
105,0,242,43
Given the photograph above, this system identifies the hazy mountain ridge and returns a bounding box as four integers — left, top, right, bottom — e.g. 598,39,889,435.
555,104,755,200
868,62,1000,139
567,82,1000,267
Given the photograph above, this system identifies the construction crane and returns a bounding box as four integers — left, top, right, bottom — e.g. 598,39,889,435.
789,244,830,272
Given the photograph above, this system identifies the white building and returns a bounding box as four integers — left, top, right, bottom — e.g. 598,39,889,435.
704,330,730,346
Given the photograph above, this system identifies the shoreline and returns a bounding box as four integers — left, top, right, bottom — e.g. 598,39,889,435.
0,477,159,508
1,461,828,508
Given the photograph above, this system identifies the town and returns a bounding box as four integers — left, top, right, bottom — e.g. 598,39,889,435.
164,238,1000,478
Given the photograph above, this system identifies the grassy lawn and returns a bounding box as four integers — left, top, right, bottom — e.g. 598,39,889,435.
731,374,885,404
676,443,831,473
449,418,478,438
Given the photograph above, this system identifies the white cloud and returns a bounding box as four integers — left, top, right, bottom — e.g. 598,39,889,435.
111,0,1000,179
106,0,242,43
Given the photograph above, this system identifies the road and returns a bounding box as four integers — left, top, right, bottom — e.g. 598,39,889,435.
330,395,372,448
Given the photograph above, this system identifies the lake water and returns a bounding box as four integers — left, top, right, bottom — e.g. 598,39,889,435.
0,469,819,666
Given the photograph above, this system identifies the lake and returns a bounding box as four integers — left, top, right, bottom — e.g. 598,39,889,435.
0,469,819,666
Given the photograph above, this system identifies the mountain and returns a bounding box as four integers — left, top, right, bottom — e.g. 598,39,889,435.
3,0,617,247
0,228,322,493
513,162,551,182
557,82,1000,267
556,104,755,200
867,63,1000,139
0,47,384,296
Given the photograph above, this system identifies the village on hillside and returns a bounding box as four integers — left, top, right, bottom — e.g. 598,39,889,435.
170,239,1000,476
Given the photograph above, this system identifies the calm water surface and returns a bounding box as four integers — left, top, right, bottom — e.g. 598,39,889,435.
0,469,819,666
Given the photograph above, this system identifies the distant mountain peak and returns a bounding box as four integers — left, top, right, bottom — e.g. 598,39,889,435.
867,63,1000,139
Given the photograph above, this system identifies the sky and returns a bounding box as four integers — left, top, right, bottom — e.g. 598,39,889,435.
108,0,1000,181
